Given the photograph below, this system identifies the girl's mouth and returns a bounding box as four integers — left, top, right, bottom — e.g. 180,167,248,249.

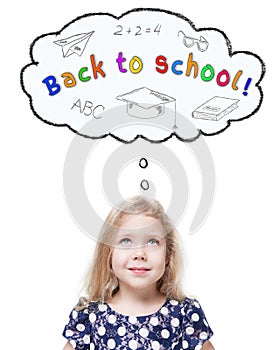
128,267,151,274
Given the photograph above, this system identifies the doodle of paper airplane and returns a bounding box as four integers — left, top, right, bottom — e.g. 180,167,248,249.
54,31,94,58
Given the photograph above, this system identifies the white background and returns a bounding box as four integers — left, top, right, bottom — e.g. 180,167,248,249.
1,1,278,350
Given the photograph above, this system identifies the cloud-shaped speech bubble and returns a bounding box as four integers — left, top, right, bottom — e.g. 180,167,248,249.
21,8,265,142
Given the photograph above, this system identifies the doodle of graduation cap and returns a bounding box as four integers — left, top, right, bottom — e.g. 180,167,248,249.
116,87,176,119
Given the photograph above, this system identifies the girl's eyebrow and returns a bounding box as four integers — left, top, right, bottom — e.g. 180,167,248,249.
145,232,164,238
115,232,131,239
116,231,163,239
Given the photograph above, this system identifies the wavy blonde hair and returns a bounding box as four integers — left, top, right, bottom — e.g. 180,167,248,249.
78,195,185,309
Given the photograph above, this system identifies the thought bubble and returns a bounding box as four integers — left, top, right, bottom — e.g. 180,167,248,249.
21,8,265,142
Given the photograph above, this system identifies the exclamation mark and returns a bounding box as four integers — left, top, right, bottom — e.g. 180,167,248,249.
243,78,252,96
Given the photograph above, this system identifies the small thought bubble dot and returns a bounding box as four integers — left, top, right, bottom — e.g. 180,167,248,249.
140,179,149,191
139,158,148,169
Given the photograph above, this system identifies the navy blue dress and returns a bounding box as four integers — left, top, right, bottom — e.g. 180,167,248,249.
63,297,213,350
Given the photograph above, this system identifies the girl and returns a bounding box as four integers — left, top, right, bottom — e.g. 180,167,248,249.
63,195,214,350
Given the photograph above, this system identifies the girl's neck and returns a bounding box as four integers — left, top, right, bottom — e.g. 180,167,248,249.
107,283,167,316
117,286,163,302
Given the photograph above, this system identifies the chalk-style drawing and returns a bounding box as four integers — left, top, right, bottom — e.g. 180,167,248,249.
116,87,176,119
54,31,94,58
192,96,239,121
178,30,209,52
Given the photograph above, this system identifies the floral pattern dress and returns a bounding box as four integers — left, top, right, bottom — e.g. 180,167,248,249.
63,297,213,350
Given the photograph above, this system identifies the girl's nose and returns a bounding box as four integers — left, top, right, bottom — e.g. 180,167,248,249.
132,250,147,261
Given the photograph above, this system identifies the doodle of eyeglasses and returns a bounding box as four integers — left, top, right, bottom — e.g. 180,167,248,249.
178,30,209,52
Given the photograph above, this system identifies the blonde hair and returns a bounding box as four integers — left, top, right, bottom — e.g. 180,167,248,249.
78,195,185,309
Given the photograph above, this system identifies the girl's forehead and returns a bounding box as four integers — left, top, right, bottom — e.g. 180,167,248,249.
116,214,164,236
119,213,162,228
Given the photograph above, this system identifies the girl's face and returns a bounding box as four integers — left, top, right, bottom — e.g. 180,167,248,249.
111,214,167,293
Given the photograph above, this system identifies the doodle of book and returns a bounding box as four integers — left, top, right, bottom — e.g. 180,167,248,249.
116,87,176,119
192,96,239,121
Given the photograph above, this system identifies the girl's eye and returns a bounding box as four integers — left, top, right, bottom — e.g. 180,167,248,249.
120,238,132,245
148,239,159,246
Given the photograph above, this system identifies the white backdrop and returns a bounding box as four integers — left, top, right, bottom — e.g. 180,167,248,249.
1,1,278,350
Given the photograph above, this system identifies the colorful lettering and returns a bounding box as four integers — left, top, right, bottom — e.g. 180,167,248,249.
42,75,61,96
201,65,215,82
90,54,106,79
232,70,243,90
62,72,76,87
42,52,247,96
156,55,168,74
116,52,127,73
79,67,91,82
216,69,230,87
171,60,183,75
129,56,143,74
186,53,198,78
